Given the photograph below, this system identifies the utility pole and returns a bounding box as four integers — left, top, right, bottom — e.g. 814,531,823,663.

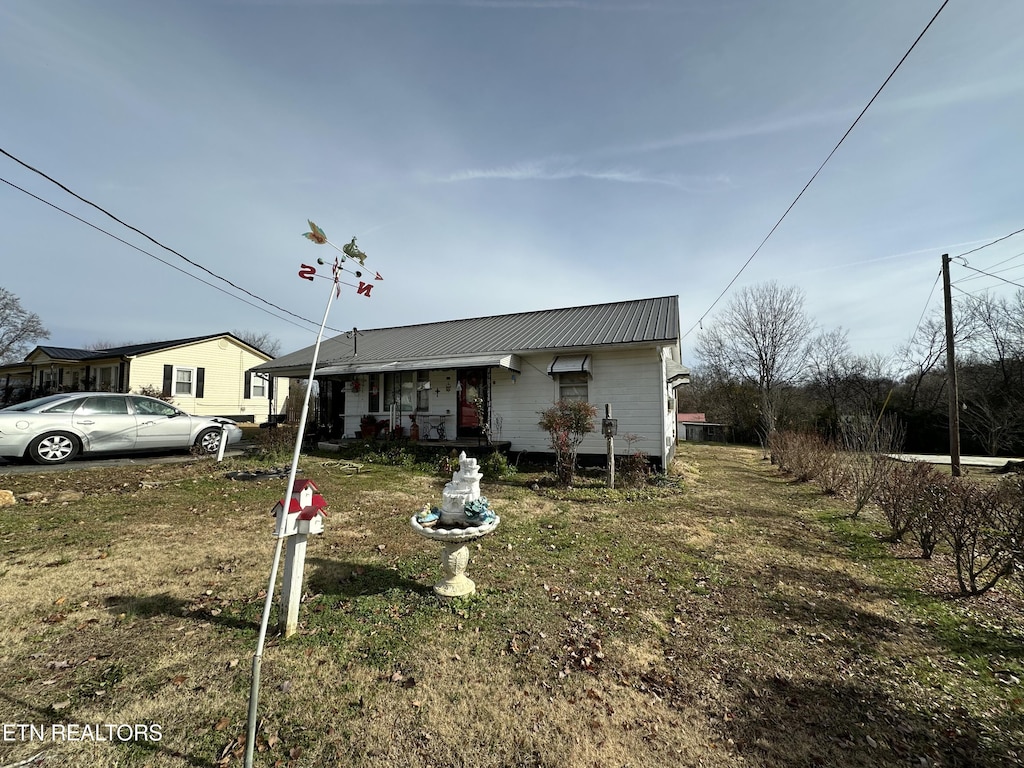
941,253,961,477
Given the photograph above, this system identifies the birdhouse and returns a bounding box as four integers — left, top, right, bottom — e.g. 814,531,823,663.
272,479,328,537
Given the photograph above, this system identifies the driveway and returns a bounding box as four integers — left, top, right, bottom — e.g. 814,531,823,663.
0,446,250,475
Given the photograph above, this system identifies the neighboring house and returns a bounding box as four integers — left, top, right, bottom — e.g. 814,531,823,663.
255,296,690,467
0,333,286,423
677,412,730,442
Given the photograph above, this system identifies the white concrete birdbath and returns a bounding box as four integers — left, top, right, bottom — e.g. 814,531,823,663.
410,452,500,598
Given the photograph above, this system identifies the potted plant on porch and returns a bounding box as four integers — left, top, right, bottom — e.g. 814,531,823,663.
359,414,378,438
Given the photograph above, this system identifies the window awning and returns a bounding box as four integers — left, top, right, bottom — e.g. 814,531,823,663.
547,354,591,376
317,353,521,377
666,360,691,386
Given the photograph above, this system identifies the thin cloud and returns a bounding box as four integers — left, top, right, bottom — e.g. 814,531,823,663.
231,0,669,8
439,160,728,190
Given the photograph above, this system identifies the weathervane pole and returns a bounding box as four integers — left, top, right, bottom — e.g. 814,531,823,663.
243,222,350,768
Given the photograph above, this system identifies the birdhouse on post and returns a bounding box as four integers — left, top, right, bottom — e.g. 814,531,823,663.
272,479,328,637
272,479,328,537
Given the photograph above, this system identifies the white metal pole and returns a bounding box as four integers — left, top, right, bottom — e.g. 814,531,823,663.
216,423,228,462
244,275,338,768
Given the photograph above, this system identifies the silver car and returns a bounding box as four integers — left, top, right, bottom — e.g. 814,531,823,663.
0,393,243,465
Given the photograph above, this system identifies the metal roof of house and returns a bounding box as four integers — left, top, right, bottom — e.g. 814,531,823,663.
258,295,679,376
32,346,98,361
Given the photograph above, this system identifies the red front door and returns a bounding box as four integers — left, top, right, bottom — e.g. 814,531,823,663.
456,369,486,437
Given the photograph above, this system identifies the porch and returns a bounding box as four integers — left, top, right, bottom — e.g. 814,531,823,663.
316,437,512,455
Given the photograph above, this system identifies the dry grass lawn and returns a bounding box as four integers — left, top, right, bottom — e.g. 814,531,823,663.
0,443,1022,767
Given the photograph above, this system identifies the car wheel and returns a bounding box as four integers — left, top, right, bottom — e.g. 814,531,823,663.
194,427,223,454
27,432,80,465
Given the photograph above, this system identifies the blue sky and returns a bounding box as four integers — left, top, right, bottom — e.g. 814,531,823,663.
2,0,1022,364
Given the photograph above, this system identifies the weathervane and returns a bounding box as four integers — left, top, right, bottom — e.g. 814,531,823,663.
298,220,383,297
245,219,383,768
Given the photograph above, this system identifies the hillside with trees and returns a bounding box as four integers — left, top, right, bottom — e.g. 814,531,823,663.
683,281,1024,456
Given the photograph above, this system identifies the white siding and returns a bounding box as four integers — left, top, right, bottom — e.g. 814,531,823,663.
492,347,668,460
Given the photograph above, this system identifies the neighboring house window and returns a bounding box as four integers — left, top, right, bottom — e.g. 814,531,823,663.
244,371,267,399
97,366,117,391
174,367,196,396
559,372,589,403
162,364,205,398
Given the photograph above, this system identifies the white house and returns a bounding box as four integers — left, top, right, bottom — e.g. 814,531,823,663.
0,333,286,423
256,296,689,467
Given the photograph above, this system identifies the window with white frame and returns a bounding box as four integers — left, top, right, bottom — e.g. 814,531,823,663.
383,371,415,413
97,365,117,391
416,370,430,411
174,366,196,396
558,372,589,403
251,374,267,398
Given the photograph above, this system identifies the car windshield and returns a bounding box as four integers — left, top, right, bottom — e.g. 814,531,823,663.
0,394,73,412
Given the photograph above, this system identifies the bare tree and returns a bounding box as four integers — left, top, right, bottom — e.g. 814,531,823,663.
958,291,1024,455
232,329,282,357
695,282,814,443
0,287,49,363
806,327,852,435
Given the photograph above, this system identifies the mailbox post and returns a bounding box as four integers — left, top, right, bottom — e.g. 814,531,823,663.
271,479,328,637
602,404,617,489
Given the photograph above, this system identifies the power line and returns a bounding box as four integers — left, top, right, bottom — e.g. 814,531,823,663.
953,261,1024,291
908,269,943,343
953,249,1024,284
0,175,318,334
956,227,1024,258
681,0,950,340
0,146,347,334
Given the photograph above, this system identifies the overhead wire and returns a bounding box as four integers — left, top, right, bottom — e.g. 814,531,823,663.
0,146,348,335
681,0,950,341
953,250,1024,285
0,176,318,334
953,261,1024,291
956,227,1024,258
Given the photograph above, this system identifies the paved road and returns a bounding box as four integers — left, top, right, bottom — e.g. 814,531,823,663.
890,453,1024,469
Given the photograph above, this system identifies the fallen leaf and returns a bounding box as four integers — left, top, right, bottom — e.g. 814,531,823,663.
170,674,187,686
214,716,231,731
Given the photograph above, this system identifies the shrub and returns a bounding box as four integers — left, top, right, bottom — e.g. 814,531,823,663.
813,446,850,496
437,449,460,477
840,414,906,518
538,400,597,486
481,451,516,480
134,384,176,404
873,460,940,545
993,474,1024,588
618,451,651,488
937,480,1016,596
251,424,299,463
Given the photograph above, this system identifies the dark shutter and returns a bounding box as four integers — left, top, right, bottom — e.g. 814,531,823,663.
244,371,252,399
196,367,205,398
162,365,173,397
